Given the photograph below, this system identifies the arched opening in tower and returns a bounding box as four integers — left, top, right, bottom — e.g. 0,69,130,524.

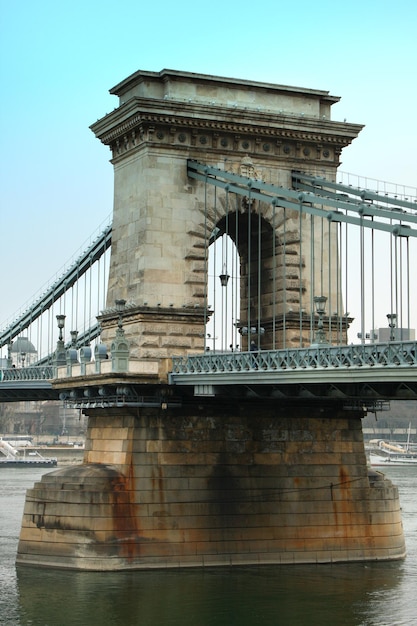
205,211,278,353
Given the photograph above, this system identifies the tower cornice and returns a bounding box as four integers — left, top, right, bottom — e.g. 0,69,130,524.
91,97,362,156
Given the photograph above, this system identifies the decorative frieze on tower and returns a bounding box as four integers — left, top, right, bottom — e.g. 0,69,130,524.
92,68,357,171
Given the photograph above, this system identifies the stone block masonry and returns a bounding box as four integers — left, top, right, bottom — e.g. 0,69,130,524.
17,403,405,570
15,69,403,571
90,69,362,353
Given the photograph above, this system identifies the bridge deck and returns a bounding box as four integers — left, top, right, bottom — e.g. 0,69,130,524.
170,341,417,401
1,341,416,403
171,341,417,378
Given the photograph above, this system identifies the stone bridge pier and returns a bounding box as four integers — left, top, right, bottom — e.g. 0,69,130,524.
16,70,405,570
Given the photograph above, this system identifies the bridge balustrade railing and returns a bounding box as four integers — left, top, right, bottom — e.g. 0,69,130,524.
0,366,54,382
0,341,416,383
171,341,417,375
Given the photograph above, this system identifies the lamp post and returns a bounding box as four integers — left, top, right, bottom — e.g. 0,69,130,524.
115,299,127,336
54,314,67,366
7,340,13,368
387,313,397,341
56,315,66,342
111,300,129,372
313,295,328,345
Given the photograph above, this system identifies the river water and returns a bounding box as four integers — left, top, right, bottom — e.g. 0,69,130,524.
1,466,416,626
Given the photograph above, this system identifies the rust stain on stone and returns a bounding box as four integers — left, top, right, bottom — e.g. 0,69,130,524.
151,465,165,506
109,462,141,560
338,466,350,492
332,466,353,534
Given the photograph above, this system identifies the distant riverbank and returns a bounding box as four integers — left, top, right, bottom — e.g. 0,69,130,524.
28,445,84,465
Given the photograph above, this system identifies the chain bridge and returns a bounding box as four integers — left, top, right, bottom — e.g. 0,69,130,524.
1,163,416,405
2,69,416,571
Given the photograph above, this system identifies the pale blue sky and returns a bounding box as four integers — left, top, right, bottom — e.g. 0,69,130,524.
1,0,416,326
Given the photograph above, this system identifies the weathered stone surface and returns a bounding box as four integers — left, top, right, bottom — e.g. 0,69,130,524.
17,71,401,572
89,70,361,355
17,405,405,570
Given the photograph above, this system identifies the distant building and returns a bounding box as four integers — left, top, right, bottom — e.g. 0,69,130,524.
10,337,38,367
358,327,415,342
372,327,415,342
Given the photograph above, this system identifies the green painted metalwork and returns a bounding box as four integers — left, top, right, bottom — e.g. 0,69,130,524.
187,160,417,237
171,340,417,378
0,224,111,349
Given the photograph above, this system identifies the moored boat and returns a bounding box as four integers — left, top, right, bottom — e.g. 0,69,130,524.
369,423,417,466
369,451,417,466
0,438,57,467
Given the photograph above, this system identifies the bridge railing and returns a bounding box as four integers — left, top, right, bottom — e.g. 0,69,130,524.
1,341,416,384
171,341,417,375
0,366,54,382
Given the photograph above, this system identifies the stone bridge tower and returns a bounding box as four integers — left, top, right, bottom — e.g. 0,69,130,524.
16,70,405,571
91,69,362,355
